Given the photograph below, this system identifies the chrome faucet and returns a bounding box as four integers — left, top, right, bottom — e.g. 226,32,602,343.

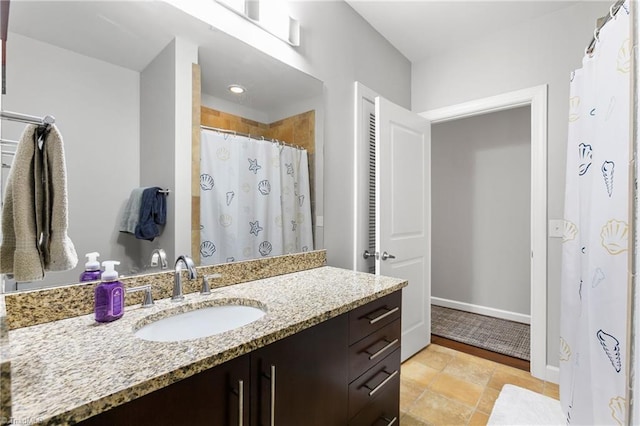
172,255,197,302
150,248,168,270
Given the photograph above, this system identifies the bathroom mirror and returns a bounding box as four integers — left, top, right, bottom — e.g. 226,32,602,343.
1,1,323,291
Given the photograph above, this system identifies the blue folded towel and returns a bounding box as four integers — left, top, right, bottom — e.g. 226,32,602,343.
135,187,167,241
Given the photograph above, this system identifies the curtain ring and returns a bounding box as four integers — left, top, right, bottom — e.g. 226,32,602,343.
610,3,617,19
593,27,600,42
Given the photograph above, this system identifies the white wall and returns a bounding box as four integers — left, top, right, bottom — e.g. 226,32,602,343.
173,38,199,260
140,37,197,264
412,2,609,366
139,39,177,264
287,1,412,268
431,106,531,316
3,33,140,289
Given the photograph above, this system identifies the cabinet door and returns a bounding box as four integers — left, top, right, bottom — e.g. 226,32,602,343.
251,314,349,426
78,354,250,426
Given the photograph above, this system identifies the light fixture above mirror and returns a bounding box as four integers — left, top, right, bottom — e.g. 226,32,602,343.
215,0,300,46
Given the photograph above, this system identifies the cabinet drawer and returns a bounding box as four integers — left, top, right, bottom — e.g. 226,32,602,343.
349,319,401,381
349,291,401,345
348,348,401,419
349,377,400,426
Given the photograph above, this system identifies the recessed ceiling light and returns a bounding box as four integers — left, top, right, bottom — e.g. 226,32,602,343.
228,84,246,94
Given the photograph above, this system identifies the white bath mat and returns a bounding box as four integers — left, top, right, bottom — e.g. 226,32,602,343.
487,384,564,425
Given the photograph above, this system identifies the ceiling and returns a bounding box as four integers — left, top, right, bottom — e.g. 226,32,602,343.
7,0,581,108
7,1,322,114
345,1,578,63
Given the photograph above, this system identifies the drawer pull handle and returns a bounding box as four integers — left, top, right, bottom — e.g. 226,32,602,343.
367,338,399,360
367,306,400,324
381,416,398,426
262,365,276,426
364,369,399,396
238,380,244,426
270,365,276,426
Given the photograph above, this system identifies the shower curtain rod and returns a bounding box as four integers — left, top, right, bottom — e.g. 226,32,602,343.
0,110,55,126
586,0,626,55
200,125,304,150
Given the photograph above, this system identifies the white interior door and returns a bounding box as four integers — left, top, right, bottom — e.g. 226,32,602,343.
375,96,431,361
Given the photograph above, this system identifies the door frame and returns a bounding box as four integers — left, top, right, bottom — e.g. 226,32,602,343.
421,85,548,380
353,82,381,271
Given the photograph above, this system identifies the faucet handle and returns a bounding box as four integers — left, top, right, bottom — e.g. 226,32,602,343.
150,249,168,269
201,273,222,295
126,285,154,308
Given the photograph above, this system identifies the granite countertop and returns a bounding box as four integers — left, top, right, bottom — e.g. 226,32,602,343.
8,266,407,425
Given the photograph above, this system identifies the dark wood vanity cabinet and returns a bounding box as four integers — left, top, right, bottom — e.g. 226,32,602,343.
78,353,251,426
78,291,402,426
347,291,402,426
251,313,349,426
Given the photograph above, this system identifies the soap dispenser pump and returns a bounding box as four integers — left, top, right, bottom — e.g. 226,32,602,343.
94,261,125,323
79,252,101,282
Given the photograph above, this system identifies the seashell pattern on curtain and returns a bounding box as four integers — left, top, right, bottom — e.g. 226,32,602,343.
199,130,313,265
559,2,630,424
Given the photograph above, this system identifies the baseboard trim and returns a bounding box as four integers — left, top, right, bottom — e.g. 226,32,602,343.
431,335,530,372
545,365,559,384
431,297,531,325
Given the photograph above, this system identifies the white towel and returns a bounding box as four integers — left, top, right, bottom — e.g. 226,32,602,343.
488,385,563,425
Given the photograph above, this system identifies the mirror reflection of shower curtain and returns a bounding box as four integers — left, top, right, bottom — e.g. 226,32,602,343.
560,2,630,424
199,130,313,265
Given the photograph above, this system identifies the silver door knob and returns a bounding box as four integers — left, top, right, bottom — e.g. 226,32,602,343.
381,251,396,261
363,250,378,259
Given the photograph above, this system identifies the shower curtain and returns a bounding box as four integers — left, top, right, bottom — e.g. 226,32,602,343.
560,2,630,424
199,129,313,265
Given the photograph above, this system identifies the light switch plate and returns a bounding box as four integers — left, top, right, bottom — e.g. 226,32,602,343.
549,219,564,238
316,215,324,227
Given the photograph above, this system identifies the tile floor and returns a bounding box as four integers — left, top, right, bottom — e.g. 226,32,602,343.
400,344,559,425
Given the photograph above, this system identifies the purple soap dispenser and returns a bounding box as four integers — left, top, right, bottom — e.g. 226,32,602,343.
94,261,125,323
79,252,101,282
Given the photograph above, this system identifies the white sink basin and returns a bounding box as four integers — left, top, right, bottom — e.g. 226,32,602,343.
134,304,266,342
